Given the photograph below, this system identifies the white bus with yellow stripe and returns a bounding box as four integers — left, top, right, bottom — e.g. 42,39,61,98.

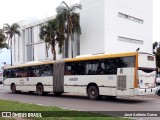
3,52,156,99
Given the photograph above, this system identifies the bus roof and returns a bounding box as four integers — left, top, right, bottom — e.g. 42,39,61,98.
4,52,138,69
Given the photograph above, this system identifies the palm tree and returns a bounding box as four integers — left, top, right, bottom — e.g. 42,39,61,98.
39,19,64,60
3,23,20,66
0,29,8,49
56,1,82,58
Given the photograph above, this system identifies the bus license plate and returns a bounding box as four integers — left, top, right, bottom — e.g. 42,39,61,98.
145,83,149,86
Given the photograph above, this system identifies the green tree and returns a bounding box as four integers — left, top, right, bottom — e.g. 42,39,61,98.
39,19,64,60
3,23,20,66
0,29,8,49
56,1,82,58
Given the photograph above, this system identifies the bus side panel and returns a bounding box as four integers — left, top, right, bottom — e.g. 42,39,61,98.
64,86,86,94
3,84,10,90
116,68,135,96
3,79,10,90
26,76,53,92
4,77,53,92
3,78,24,91
99,87,117,96
64,75,117,96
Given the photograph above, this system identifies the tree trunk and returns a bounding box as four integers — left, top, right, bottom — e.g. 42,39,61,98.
51,44,56,60
71,34,74,58
45,43,49,58
53,48,56,60
64,32,69,58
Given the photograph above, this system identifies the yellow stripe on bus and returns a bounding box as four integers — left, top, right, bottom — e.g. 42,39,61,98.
4,52,137,69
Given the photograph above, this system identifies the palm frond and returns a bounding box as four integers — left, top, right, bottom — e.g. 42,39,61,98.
0,29,8,49
60,1,70,10
56,6,68,14
3,23,20,40
71,13,81,35
70,4,82,12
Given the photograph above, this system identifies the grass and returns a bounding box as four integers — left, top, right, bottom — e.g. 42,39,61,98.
0,99,129,120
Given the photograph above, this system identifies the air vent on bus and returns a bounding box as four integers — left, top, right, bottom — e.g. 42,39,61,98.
117,75,126,90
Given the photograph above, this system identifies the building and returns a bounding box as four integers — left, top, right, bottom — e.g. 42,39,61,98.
13,17,63,65
12,15,80,65
12,0,153,65
80,0,153,55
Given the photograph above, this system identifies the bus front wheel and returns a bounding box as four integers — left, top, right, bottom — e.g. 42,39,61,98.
36,84,44,96
11,84,16,94
87,86,99,100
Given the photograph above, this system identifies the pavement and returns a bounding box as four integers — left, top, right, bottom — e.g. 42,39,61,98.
0,84,3,90
0,84,159,99
0,84,160,120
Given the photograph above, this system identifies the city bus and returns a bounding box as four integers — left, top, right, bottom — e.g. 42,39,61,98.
3,52,156,100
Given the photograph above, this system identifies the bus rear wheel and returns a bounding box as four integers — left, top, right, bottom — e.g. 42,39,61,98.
11,84,16,94
87,86,99,100
36,84,44,96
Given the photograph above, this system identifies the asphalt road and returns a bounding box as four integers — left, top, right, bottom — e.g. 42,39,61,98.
0,84,160,119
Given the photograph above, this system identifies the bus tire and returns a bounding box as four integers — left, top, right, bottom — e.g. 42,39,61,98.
11,84,16,94
36,84,44,96
87,86,99,100
54,92,62,96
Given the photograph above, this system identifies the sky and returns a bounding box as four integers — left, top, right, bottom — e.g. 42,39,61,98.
0,0,79,27
0,0,159,67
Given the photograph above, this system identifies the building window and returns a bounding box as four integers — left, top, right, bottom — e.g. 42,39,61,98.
27,45,34,61
38,24,44,41
64,39,69,58
14,36,16,62
22,30,25,62
118,36,143,44
26,27,34,44
118,12,143,24
18,37,20,62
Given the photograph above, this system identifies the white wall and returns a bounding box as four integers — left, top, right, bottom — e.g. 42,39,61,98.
80,0,105,55
80,0,153,55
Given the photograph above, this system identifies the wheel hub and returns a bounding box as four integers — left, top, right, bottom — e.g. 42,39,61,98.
91,90,95,96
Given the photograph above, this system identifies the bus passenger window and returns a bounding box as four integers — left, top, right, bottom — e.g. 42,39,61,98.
65,66,72,75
